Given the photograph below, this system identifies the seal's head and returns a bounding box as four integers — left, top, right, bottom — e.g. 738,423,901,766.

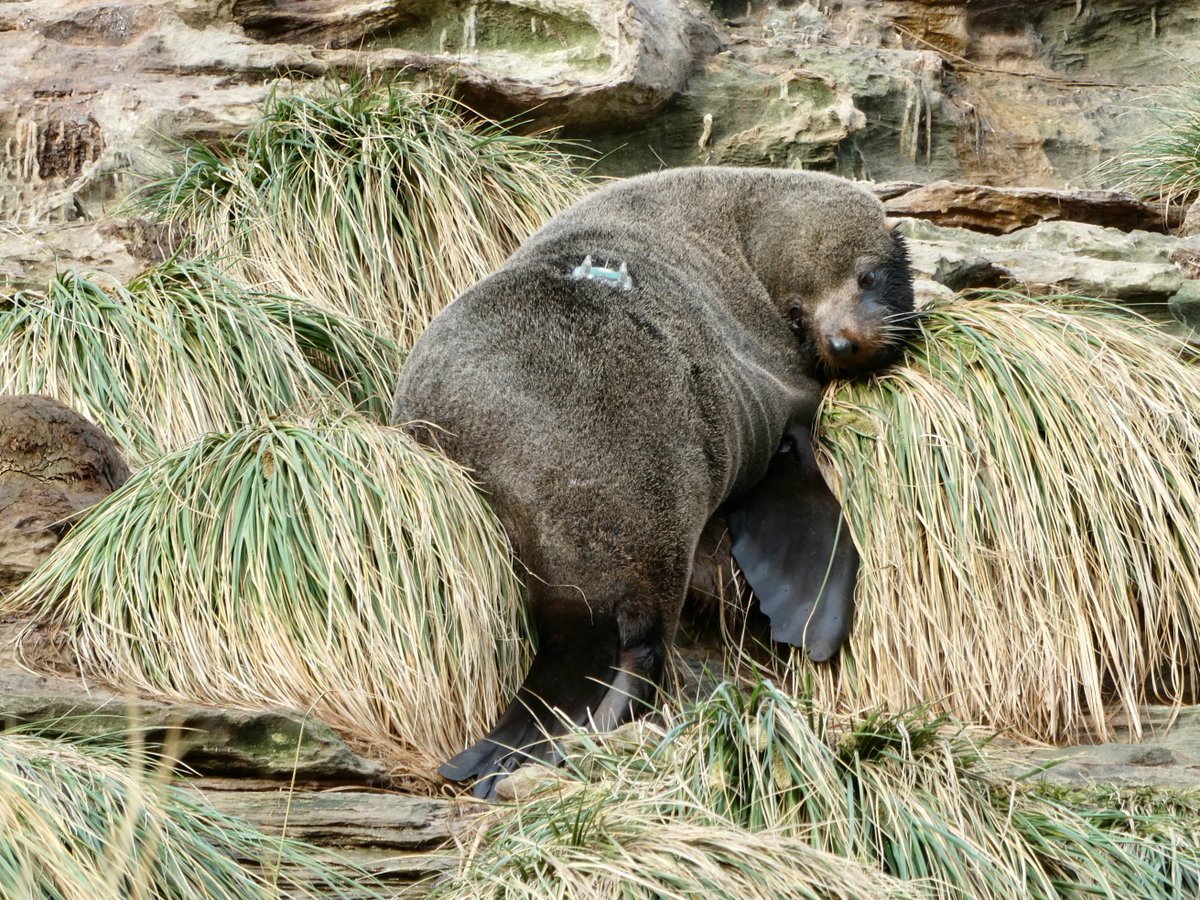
741,172,916,381
786,223,914,380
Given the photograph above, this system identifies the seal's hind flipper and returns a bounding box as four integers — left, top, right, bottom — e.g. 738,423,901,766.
436,696,559,799
439,604,639,799
724,426,859,661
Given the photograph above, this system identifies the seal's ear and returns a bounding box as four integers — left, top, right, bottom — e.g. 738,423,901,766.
724,425,859,661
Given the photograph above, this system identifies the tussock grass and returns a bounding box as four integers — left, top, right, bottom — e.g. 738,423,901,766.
805,293,1200,741
0,732,380,898
442,682,1199,899
140,78,588,348
652,682,1199,897
0,261,400,466
437,790,916,900
1092,83,1200,205
1034,784,1200,894
3,413,527,774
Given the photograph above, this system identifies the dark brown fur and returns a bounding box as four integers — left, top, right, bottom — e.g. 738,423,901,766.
390,167,913,796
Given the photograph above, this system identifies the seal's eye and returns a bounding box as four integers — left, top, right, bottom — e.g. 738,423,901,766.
858,270,878,290
786,304,805,333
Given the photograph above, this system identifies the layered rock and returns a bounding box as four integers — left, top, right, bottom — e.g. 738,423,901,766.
5,0,1200,291
0,0,717,264
879,181,1183,235
899,216,1200,313
1011,706,1200,791
584,0,1200,183
0,621,449,889
0,675,389,783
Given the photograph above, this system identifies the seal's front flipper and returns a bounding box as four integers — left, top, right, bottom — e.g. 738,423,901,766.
724,427,859,661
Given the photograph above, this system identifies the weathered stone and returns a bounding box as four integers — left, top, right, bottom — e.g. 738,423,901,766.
902,217,1200,265
0,675,389,784
995,253,1184,302
901,234,1008,292
221,0,725,124
4,0,1200,287
586,0,1200,184
883,0,1200,187
588,39,958,180
875,1,969,57
896,217,1200,305
1181,199,1200,238
1168,280,1200,336
0,396,129,593
995,219,1200,263
990,221,1200,317
0,511,59,596
199,785,467,848
1010,705,1200,791
198,785,464,890
875,181,924,202
0,395,128,500
0,0,719,225
1172,247,1200,280
912,277,955,308
491,764,570,801
883,181,1182,235
0,618,387,784
0,221,148,291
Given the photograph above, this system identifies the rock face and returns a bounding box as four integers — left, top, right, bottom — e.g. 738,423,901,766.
0,617,387,784
0,683,389,783
1,0,1198,876
0,622,448,890
0,395,129,594
1170,280,1200,336
879,182,1183,236
0,0,718,289
3,1,1199,288
202,787,464,853
898,218,1200,319
1012,706,1200,791
585,0,1200,182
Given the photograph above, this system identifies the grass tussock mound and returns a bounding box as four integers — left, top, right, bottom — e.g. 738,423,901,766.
3,413,527,773
142,78,588,348
440,682,1200,900
0,733,379,898
0,261,400,466
807,294,1200,740
439,796,916,900
1092,82,1200,204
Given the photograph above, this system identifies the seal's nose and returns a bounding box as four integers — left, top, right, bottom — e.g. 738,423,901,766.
828,335,858,357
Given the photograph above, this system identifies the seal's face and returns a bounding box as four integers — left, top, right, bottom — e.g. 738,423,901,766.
786,228,915,381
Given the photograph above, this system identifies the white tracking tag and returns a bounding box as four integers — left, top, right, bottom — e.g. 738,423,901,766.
571,256,633,291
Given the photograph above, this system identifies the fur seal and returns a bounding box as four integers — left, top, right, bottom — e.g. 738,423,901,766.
390,167,914,797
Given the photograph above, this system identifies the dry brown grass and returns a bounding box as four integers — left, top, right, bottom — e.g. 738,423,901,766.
0,261,400,467
797,293,1200,741
437,682,1200,898
3,413,528,776
142,78,589,349
0,732,379,897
